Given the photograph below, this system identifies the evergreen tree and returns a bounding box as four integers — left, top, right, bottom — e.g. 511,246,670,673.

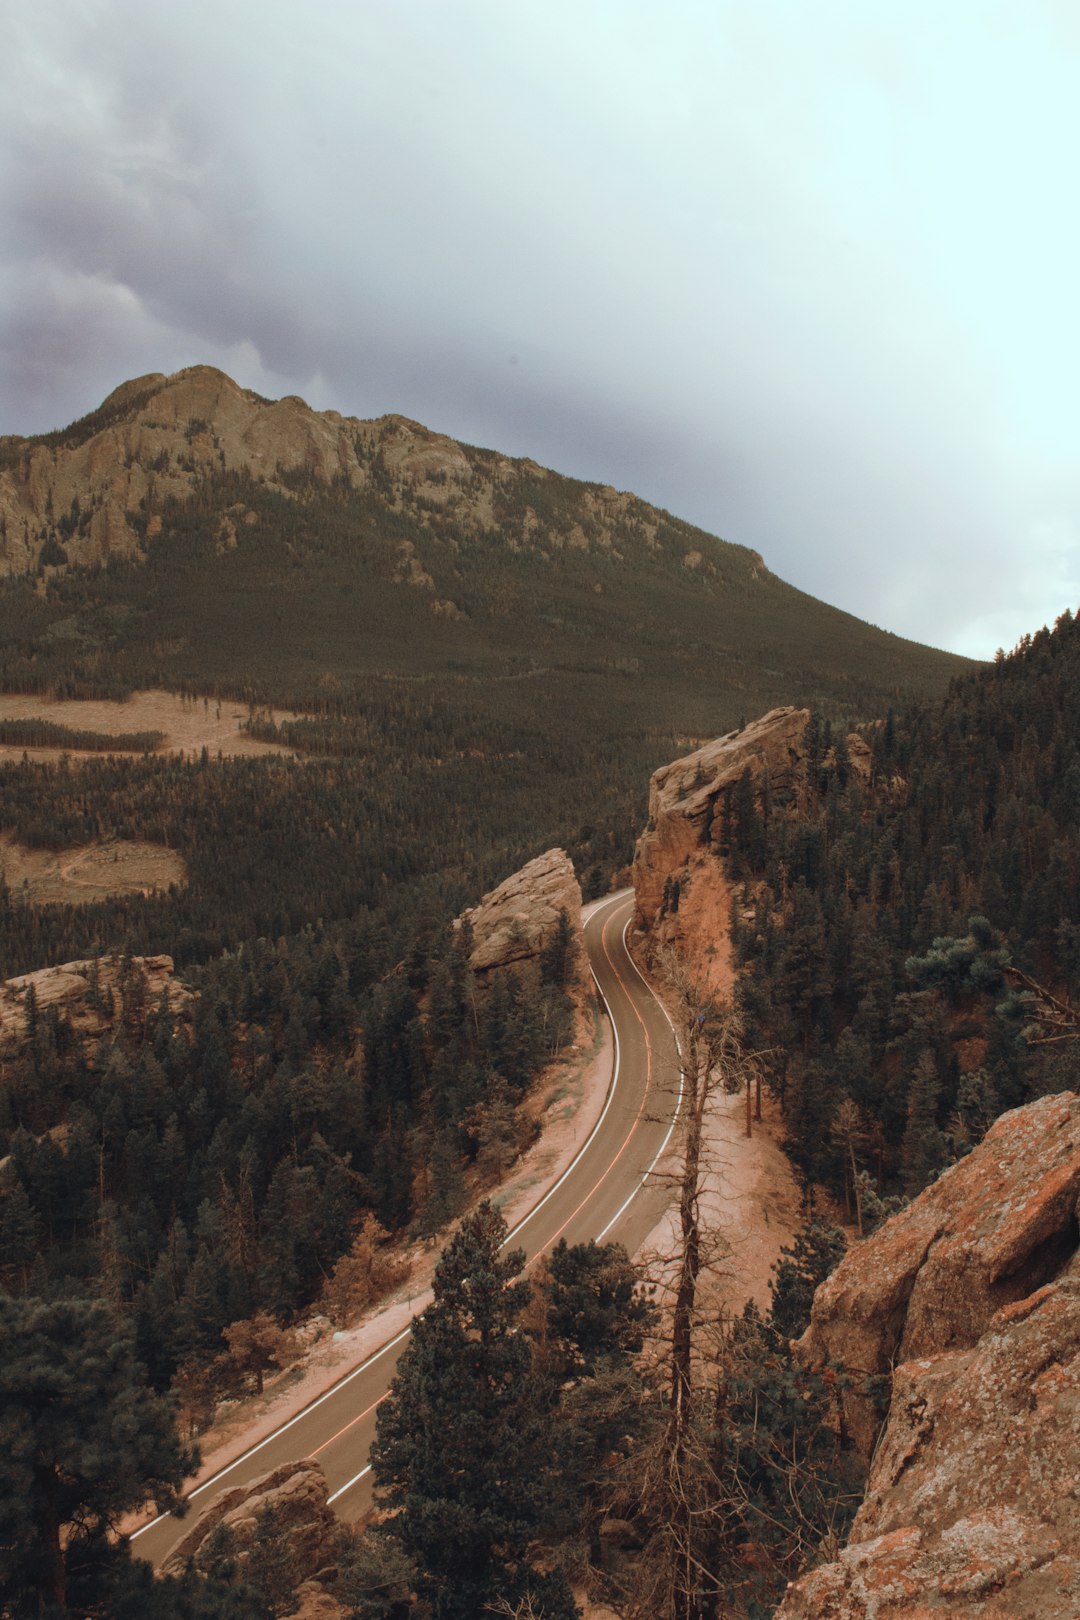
540,907,576,989
0,1179,42,1292
0,1295,197,1614
372,1202,574,1619
545,1238,655,1378
900,1050,949,1195
768,1219,847,1342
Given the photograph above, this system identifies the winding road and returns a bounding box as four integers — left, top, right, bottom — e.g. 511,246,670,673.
134,887,683,1565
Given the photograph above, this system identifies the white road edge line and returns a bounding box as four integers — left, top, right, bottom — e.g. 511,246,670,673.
497,891,626,1247
327,903,687,1510
137,888,636,1538
596,916,684,1239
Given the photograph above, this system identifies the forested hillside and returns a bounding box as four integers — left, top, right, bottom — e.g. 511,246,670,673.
727,611,1080,1214
0,367,967,985
0,906,578,1391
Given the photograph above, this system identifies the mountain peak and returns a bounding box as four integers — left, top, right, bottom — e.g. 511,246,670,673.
0,366,753,583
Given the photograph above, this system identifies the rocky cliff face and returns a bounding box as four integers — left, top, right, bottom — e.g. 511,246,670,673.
460,847,583,983
778,1092,1080,1619
0,365,739,581
0,366,476,575
630,707,810,990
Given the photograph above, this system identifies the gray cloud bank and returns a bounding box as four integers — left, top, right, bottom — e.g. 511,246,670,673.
3,0,1079,660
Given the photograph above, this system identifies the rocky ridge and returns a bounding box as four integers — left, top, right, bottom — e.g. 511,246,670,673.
0,365,747,584
778,1092,1080,1619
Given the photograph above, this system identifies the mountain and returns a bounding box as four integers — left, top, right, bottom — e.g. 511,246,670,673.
0,365,966,718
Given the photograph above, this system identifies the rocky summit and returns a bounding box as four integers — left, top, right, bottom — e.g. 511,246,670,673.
0,367,476,576
0,364,734,580
778,1092,1080,1619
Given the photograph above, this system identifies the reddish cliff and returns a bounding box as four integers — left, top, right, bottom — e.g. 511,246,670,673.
630,707,809,992
779,1092,1080,1619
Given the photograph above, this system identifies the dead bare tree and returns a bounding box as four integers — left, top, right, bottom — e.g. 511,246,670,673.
610,952,767,1620
1003,963,1080,1044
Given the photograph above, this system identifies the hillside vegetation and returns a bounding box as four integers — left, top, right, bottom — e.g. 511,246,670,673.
0,369,1028,1620
0,368,966,978
0,372,975,1391
726,612,1080,1212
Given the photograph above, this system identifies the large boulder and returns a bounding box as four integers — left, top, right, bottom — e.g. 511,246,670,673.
778,1092,1080,1619
460,847,583,982
797,1090,1080,1459
161,1459,341,1586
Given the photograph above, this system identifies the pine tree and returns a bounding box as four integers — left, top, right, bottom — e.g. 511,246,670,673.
768,1219,847,1342
371,1202,571,1619
900,1050,948,1195
0,1295,197,1613
0,1179,42,1292
544,1238,655,1378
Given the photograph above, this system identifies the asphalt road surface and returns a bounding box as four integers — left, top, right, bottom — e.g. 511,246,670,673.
134,887,683,1565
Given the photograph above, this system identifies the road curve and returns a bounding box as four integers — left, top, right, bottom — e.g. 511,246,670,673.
134,888,682,1564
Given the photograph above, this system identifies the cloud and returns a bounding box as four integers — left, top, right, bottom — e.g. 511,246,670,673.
2,1,1078,660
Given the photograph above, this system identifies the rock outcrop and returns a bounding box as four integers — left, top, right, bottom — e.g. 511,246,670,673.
633,706,810,927
162,1459,347,1615
0,952,188,1041
778,1092,1080,1619
460,847,583,982
0,365,733,583
630,707,810,990
0,366,476,576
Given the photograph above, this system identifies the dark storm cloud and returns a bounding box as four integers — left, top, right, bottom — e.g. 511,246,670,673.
2,1,1078,658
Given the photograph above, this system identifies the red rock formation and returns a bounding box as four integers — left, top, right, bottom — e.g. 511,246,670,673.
630,707,810,992
633,706,810,925
778,1092,1080,1619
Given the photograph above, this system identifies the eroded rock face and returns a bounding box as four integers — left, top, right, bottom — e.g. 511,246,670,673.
798,1091,1080,1459
0,365,731,584
161,1459,344,1598
0,367,477,576
0,953,188,1041
461,847,583,981
633,706,810,927
778,1092,1080,1619
630,707,810,991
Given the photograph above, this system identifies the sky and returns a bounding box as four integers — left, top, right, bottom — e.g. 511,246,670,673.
3,1,1079,661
